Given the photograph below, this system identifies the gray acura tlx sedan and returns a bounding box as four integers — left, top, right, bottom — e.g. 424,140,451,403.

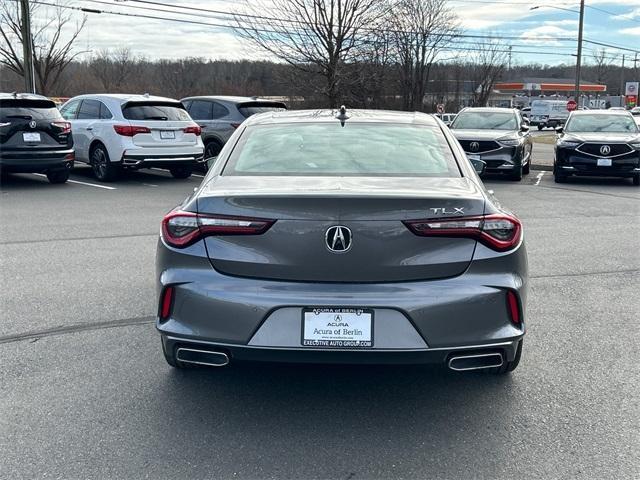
156,109,528,373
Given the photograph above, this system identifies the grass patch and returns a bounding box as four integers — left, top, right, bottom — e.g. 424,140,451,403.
533,134,557,145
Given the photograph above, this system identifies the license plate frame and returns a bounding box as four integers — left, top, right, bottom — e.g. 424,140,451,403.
160,130,176,139
597,158,612,167
22,132,41,142
301,307,374,348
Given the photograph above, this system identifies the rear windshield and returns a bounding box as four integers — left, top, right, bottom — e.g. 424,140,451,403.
565,114,639,133
238,102,287,118
452,111,517,130
122,102,191,121
0,99,60,121
223,123,461,177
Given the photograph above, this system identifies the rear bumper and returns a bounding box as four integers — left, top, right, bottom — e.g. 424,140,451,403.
0,149,74,173
121,151,205,169
161,334,523,365
155,237,528,363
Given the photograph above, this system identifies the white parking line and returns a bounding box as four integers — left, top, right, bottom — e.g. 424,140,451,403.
535,172,545,186
32,173,116,190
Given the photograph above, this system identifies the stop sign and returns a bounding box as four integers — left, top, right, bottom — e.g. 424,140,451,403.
567,100,577,111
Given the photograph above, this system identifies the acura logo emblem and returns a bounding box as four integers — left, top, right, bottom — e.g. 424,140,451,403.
469,141,480,152
599,145,611,156
325,226,352,253
29,120,37,129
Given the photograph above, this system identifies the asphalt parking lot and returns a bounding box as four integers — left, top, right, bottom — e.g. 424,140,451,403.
1,160,639,479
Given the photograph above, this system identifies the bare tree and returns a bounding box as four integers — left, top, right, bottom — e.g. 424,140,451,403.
234,0,383,106
470,41,507,107
89,48,134,92
388,0,459,110
0,1,86,95
591,48,615,85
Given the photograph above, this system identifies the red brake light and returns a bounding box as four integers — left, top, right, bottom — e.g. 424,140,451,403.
506,290,521,325
161,210,276,248
183,125,201,136
113,125,151,136
51,121,71,134
159,285,174,321
403,213,522,252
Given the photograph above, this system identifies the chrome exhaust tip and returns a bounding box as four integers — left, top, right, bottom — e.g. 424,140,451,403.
448,352,504,372
176,348,230,367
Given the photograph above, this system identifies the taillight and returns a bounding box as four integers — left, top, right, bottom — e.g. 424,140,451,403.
161,210,275,248
506,290,521,325
113,125,151,136
230,122,242,129
183,125,201,136
51,121,71,134
159,285,174,321
403,213,522,252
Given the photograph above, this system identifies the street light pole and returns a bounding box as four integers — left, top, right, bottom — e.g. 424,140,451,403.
574,0,585,104
19,0,36,93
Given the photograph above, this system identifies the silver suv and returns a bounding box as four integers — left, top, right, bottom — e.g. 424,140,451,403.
181,96,286,159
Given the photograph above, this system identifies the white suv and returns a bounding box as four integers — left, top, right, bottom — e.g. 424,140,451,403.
60,94,204,181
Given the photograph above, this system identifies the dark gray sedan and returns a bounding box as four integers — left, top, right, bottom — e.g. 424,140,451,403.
156,109,528,373
450,107,533,181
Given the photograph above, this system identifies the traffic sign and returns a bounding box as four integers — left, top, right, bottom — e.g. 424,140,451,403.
436,104,444,114
567,100,577,111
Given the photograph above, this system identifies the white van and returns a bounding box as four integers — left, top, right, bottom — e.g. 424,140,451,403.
529,100,569,130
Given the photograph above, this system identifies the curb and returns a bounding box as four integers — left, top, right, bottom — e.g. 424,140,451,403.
531,164,553,172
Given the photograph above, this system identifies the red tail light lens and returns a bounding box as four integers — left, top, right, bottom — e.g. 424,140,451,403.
159,285,174,321
161,210,276,248
183,125,201,136
113,125,151,136
506,290,521,325
51,121,71,134
403,214,522,252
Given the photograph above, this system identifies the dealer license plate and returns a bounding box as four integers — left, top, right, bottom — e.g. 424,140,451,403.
597,158,612,167
160,130,175,139
302,308,373,348
23,132,41,142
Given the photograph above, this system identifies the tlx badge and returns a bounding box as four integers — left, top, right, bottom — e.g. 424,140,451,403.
430,207,465,215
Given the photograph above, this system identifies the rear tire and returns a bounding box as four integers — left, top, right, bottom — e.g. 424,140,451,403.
170,167,192,179
633,174,640,186
46,169,69,184
537,125,543,131
204,140,222,160
491,340,523,374
91,143,118,182
522,156,531,175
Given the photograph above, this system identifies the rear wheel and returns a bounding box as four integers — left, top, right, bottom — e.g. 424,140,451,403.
522,153,531,175
537,124,543,131
91,144,118,182
170,166,192,179
46,169,69,184
491,340,523,374
204,140,222,160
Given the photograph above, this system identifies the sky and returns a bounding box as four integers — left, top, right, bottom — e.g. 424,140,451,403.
31,0,640,71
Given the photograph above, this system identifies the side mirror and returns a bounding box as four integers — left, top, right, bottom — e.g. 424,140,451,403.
555,126,563,134
520,123,530,132
469,157,486,175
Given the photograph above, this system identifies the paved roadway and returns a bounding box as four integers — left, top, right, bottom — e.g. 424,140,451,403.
1,162,639,479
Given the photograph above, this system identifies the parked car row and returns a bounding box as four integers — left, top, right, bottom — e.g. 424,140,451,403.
0,92,286,183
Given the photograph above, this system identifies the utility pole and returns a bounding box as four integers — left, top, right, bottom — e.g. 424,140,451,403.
508,45,512,73
620,54,625,96
574,0,585,104
19,0,36,93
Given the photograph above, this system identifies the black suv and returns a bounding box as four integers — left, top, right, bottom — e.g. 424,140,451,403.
0,93,74,183
554,110,640,186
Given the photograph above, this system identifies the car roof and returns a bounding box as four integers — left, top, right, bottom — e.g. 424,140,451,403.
181,95,280,104
0,92,53,102
459,107,518,114
244,109,440,126
67,93,181,104
570,109,632,116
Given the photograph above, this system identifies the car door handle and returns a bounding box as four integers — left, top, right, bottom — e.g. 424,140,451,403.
86,127,93,131
199,124,207,128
